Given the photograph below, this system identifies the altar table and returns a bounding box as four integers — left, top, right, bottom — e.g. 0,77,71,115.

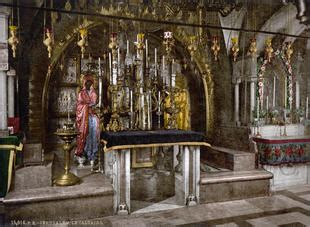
101,130,210,215
253,136,310,165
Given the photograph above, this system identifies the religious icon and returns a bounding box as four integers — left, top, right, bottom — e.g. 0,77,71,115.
75,74,100,170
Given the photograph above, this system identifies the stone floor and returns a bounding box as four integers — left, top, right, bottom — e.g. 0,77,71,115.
3,184,310,226
90,184,310,227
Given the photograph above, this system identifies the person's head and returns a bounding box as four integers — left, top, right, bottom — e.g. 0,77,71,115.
85,80,93,90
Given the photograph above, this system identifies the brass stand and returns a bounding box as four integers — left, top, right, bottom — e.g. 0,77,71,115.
54,124,80,186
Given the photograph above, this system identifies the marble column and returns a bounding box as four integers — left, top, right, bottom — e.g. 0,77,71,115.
0,13,9,136
7,68,16,118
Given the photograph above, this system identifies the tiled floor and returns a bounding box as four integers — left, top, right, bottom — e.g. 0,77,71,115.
92,184,310,226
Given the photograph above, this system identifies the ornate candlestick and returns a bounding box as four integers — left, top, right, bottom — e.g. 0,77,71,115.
163,31,177,129
54,123,80,186
107,33,122,132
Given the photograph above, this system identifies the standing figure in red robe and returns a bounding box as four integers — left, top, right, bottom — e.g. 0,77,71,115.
75,74,100,168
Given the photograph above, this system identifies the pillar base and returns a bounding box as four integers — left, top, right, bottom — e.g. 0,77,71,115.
0,130,9,137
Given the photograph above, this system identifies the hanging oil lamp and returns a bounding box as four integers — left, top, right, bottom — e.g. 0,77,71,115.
8,26,19,58
285,41,293,63
77,28,87,59
211,36,220,61
249,37,257,58
43,28,53,58
265,38,274,63
231,37,239,62
187,36,198,61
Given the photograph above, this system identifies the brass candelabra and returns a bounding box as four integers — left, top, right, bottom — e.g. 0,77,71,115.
54,123,80,186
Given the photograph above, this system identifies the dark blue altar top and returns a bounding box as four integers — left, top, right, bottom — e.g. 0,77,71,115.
101,130,209,151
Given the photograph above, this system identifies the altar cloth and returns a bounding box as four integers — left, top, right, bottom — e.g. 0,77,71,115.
0,136,23,197
101,130,210,152
253,136,310,165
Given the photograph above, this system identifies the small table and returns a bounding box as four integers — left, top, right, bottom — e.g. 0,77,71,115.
0,136,23,198
101,130,210,215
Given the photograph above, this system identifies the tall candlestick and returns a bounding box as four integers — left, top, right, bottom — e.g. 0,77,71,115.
145,39,148,68
162,55,165,85
266,95,269,112
117,48,120,77
273,76,276,107
306,97,309,119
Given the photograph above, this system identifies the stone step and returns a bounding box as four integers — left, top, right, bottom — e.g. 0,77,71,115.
204,146,255,171
13,162,52,191
3,173,113,221
200,169,273,203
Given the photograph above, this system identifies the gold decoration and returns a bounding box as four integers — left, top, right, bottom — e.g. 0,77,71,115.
265,38,274,63
77,28,87,59
231,37,239,62
8,26,19,58
43,29,53,58
285,41,293,63
211,36,220,61
249,37,257,58
187,36,198,60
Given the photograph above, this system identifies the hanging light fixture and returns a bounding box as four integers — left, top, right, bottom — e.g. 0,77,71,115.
43,0,54,58
211,36,220,61
231,37,239,62
264,38,274,63
285,41,293,64
187,35,198,61
249,37,257,58
77,28,88,58
8,2,19,58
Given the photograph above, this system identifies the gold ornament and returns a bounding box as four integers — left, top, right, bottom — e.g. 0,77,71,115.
285,41,293,63
134,33,145,50
265,38,274,63
187,36,198,60
231,37,239,62
43,29,53,58
249,37,257,58
77,28,87,59
211,36,220,61
8,26,19,58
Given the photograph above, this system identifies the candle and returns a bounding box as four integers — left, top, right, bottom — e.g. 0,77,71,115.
257,97,260,120
67,93,71,122
145,39,148,68
127,40,129,55
155,48,157,78
98,57,102,107
130,90,133,112
158,91,161,112
171,59,176,88
147,92,151,129
266,96,269,112
117,48,120,76
273,76,276,107
109,52,112,83
284,77,287,109
306,97,309,119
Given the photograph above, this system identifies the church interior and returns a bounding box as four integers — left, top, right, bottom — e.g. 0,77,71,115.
1,0,310,225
